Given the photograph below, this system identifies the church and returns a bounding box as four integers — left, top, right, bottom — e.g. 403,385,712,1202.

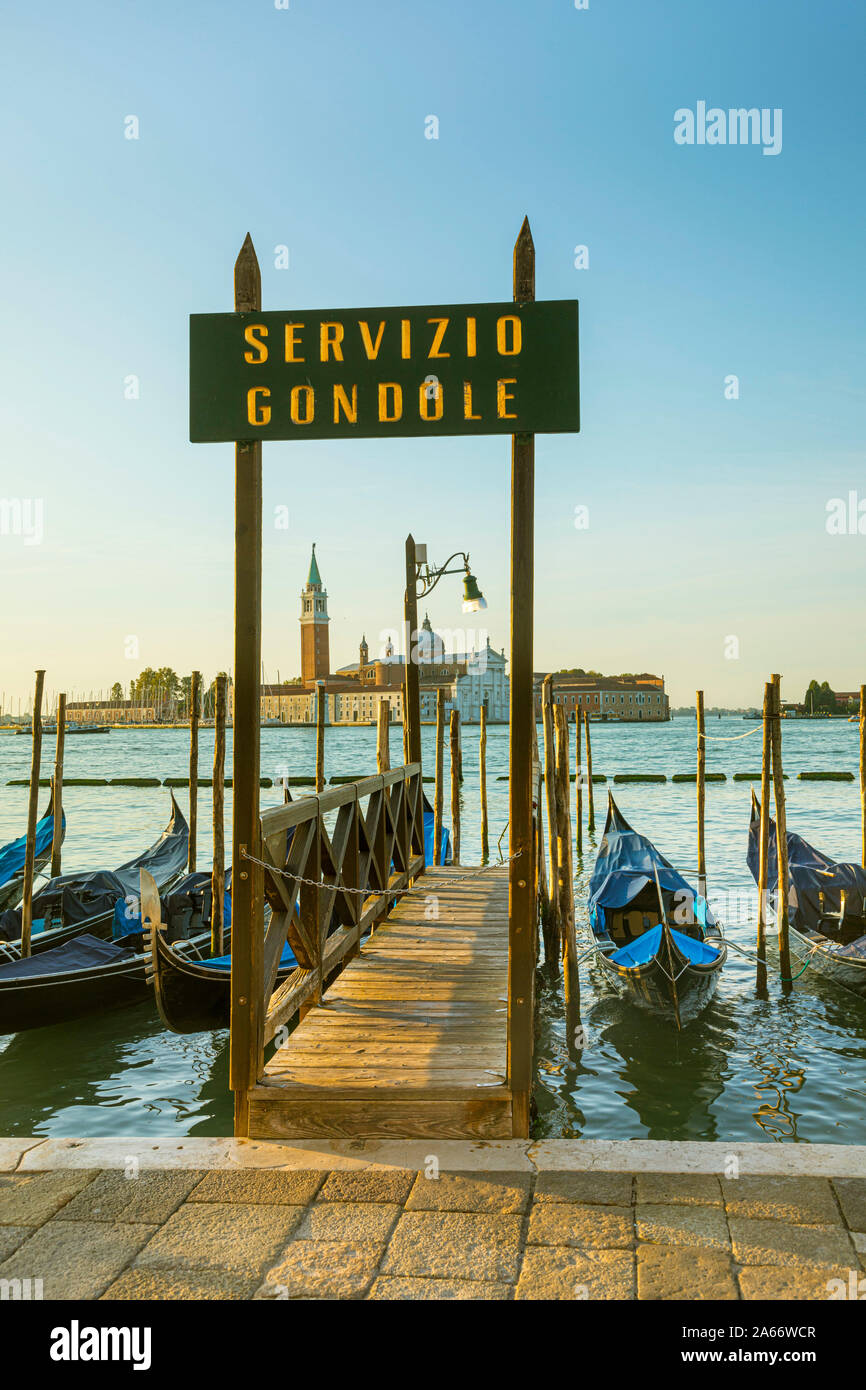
252,545,509,726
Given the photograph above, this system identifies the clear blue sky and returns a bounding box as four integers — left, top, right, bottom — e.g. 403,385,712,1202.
1,0,864,710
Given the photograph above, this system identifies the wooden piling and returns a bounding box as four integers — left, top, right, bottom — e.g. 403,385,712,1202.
450,708,461,865
554,703,579,1019
770,674,792,988
316,681,326,792
188,670,201,872
20,669,45,959
50,692,66,878
532,716,550,930
574,704,583,855
860,683,865,866
376,698,391,775
583,709,595,834
433,688,445,865
479,702,489,863
212,673,227,957
541,674,559,958
696,689,706,899
755,680,772,995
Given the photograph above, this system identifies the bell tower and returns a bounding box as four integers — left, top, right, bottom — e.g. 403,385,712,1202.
359,634,369,667
300,543,330,684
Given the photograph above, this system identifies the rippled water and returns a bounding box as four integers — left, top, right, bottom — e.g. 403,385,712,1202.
1,716,864,1142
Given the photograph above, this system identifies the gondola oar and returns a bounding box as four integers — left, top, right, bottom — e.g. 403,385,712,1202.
653,863,682,1030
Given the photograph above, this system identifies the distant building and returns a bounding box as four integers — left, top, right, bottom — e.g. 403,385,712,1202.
299,544,330,684
533,672,670,722
67,699,156,725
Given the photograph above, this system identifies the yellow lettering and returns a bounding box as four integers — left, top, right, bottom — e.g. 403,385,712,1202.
247,387,271,426
466,317,477,357
359,321,386,359
290,385,315,424
463,382,480,420
419,381,444,421
496,378,517,419
378,382,403,422
427,317,450,358
333,383,358,424
319,322,345,362
401,319,411,359
284,323,305,363
243,324,268,364
496,315,522,356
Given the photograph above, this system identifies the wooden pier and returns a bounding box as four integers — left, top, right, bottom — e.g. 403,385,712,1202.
248,865,510,1139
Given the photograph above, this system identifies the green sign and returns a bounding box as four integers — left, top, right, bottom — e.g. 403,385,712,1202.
189,300,579,442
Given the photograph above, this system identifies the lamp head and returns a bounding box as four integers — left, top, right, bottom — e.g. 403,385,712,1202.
462,571,487,613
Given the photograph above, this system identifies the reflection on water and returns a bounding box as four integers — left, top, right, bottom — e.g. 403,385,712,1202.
1,717,865,1142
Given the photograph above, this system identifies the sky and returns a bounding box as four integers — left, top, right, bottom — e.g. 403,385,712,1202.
1,0,864,711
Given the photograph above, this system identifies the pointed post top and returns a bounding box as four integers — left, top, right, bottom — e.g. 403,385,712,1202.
234,233,261,313
513,216,535,304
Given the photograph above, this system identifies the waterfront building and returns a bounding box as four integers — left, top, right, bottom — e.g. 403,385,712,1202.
67,699,157,724
533,672,670,722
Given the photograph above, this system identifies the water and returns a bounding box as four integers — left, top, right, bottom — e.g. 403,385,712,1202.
1,716,864,1143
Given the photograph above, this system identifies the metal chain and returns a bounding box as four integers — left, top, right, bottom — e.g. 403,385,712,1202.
239,846,522,898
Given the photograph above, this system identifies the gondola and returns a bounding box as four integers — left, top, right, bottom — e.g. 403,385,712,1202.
0,792,188,956
0,868,212,1034
747,793,866,997
0,789,65,912
588,795,726,1025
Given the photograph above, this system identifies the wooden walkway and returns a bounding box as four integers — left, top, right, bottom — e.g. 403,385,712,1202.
247,866,512,1140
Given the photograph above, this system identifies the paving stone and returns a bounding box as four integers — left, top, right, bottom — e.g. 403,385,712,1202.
739,1265,862,1301
369,1276,511,1300
515,1246,634,1300
635,1173,721,1207
0,1227,30,1262
317,1169,415,1205
533,1171,633,1207
0,1220,156,1300
56,1170,205,1224
405,1170,532,1213
134,1202,304,1277
294,1202,401,1243
381,1210,524,1283
101,1267,257,1300
722,1176,838,1226
851,1232,866,1255
729,1217,856,1270
832,1179,866,1233
527,1202,633,1249
257,1240,384,1299
635,1203,730,1252
637,1243,737,1300
186,1169,324,1206
0,1170,98,1226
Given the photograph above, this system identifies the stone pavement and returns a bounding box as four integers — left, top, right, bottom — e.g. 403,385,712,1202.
0,1139,864,1300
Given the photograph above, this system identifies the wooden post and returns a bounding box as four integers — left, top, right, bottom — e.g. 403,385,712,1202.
531,716,549,930
540,674,559,959
229,234,263,1137
583,709,595,834
507,216,537,1139
50,692,66,878
376,698,391,774
212,673,227,957
316,681,326,792
755,680,772,995
403,534,422,768
433,688,445,865
770,674,792,989
860,684,866,867
574,703,583,855
188,670,201,872
696,689,706,899
554,704,579,1021
479,702,489,863
450,708,461,865
20,669,45,959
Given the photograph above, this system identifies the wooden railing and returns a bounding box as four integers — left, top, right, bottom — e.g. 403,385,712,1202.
231,763,426,1129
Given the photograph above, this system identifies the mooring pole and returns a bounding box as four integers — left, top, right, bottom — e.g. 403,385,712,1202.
50,692,66,878
316,681,326,792
212,673,227,958
755,680,772,995
507,216,537,1139
541,674,559,961
188,670,201,872
229,234,264,1137
770,674,792,990
860,683,865,867
403,534,422,769
555,703,579,1026
21,669,45,959
377,698,391,774
450,708,461,865
433,688,445,865
479,702,489,863
696,689,706,899
574,701,583,856
583,709,595,834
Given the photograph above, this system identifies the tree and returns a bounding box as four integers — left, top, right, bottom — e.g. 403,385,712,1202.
109,682,124,701
805,679,836,716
